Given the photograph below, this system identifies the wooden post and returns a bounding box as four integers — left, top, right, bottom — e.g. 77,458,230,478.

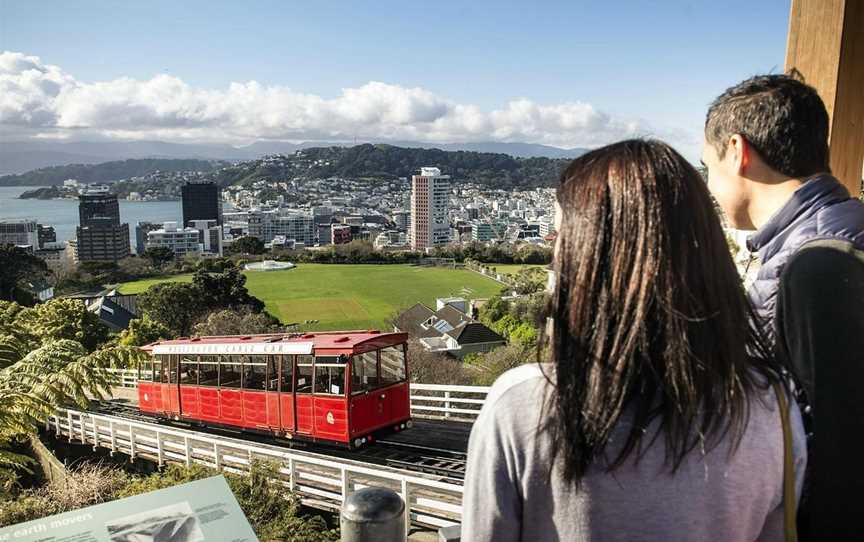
785,0,864,195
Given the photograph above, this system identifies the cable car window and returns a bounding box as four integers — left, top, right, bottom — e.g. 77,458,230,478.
295,355,313,393
314,364,346,395
266,356,279,392
351,351,378,394
243,355,267,391
168,355,179,384
179,355,198,385
219,356,242,389
279,355,293,393
139,359,153,382
156,356,166,383
380,346,406,385
199,356,219,386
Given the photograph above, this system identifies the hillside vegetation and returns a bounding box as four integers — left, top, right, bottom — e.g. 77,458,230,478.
2,144,574,190
0,158,222,186
211,144,571,189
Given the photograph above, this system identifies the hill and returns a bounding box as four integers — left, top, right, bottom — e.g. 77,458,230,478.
0,158,223,186
0,140,585,175
212,144,572,189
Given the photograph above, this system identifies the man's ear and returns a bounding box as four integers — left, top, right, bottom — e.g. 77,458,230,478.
728,134,749,176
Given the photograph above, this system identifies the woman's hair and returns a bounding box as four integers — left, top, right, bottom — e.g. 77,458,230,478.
543,139,782,485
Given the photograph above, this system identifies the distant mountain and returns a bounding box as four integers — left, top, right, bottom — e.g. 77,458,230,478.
0,158,222,186
387,141,588,159
0,139,585,175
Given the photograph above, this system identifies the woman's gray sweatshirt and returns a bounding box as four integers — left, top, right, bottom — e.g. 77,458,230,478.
461,364,806,542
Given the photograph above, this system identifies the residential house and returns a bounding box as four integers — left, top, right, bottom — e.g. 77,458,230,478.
395,298,505,358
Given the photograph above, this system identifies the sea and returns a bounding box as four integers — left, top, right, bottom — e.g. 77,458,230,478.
0,186,182,249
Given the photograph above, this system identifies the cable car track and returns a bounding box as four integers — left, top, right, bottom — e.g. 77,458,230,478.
88,400,467,483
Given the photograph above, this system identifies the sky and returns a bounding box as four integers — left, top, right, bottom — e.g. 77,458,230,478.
0,0,792,160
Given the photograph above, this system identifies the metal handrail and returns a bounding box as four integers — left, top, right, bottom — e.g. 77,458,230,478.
47,408,463,531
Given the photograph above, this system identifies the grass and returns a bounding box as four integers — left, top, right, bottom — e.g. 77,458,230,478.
118,264,504,330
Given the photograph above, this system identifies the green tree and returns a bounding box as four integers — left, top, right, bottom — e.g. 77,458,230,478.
0,245,48,303
0,302,145,496
137,282,201,336
14,298,108,352
478,296,509,326
193,268,264,313
137,268,268,336
229,236,265,255
193,309,279,337
142,246,174,268
118,315,172,346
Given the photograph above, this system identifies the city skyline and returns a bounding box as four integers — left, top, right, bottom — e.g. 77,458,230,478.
1,1,792,161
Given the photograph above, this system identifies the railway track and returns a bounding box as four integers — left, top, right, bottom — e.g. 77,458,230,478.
89,400,468,482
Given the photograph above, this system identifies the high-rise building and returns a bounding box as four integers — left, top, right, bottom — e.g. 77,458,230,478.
409,167,450,251
37,225,56,248
76,192,130,262
79,191,120,228
182,181,221,226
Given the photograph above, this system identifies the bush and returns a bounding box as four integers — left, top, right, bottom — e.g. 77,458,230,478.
407,340,476,385
0,463,129,527
466,343,535,386
0,460,339,540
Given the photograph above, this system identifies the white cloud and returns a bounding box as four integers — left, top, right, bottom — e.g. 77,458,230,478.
0,50,684,150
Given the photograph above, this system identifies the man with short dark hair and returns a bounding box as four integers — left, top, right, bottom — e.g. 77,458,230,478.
703,74,864,539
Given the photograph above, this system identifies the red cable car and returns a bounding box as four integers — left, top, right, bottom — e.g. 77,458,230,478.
137,331,412,448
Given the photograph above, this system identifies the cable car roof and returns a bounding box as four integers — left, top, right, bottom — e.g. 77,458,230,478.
142,331,408,356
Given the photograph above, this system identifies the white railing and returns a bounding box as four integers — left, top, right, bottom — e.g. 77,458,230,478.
46,408,463,531
410,383,490,422
105,368,138,388
105,369,490,422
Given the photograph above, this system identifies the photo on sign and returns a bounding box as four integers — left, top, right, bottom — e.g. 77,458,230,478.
105,501,204,542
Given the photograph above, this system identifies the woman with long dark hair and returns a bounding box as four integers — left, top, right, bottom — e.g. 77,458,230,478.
462,140,806,541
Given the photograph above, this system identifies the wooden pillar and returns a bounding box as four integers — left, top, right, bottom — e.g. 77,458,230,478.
785,0,864,195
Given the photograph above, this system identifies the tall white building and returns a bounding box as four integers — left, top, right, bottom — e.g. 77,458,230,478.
409,167,450,251
188,219,224,255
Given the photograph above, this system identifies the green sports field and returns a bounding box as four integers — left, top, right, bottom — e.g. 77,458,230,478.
118,264,504,330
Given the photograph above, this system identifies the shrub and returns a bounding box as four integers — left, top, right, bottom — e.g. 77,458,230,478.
0,460,340,541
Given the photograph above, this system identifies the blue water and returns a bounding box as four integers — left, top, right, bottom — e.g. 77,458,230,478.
0,186,182,247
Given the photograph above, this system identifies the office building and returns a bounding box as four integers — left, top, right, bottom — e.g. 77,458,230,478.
247,211,314,245
182,181,221,226
0,219,40,248
146,222,201,257
409,167,450,251
318,223,333,245
76,192,130,262
392,210,410,231
37,225,56,248
188,219,223,255
332,224,352,245
135,222,162,255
